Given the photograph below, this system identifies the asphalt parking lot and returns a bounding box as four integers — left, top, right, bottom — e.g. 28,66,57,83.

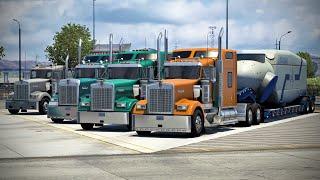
0,103,319,179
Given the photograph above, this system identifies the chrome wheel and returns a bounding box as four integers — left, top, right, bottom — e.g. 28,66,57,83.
247,109,253,126
43,101,48,112
195,115,202,133
256,107,261,123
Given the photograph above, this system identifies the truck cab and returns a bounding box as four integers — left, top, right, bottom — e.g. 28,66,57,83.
78,49,165,130
6,65,65,115
133,48,238,137
47,54,111,123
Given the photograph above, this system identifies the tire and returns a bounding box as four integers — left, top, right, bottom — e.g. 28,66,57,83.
127,113,133,131
190,109,204,137
39,97,50,115
136,131,151,136
303,101,310,114
309,100,315,113
8,109,19,114
244,105,253,127
51,118,64,123
81,123,94,130
252,104,262,125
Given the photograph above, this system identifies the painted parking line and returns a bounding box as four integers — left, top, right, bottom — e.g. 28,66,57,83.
1,109,318,153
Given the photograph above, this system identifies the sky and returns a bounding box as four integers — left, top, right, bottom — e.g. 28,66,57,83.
0,0,319,61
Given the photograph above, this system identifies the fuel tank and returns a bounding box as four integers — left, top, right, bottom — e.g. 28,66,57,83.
237,50,307,105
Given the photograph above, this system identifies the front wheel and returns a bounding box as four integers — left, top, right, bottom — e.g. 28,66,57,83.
81,123,94,130
190,109,204,137
8,109,19,114
309,100,315,113
51,118,64,123
39,97,50,115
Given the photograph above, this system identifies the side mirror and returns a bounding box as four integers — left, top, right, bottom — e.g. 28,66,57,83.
133,85,140,97
193,85,201,99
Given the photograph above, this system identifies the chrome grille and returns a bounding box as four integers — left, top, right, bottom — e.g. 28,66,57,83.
91,83,114,111
59,85,78,105
148,84,173,114
14,83,29,100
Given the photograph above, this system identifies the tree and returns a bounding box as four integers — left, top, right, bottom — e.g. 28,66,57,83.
45,23,92,68
0,46,5,60
297,51,315,78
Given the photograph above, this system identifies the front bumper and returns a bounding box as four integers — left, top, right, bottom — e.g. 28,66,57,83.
78,111,130,125
133,114,191,133
47,102,78,120
6,100,38,110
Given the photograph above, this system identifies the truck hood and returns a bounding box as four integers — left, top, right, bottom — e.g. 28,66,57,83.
162,79,199,101
103,79,138,87
78,78,98,96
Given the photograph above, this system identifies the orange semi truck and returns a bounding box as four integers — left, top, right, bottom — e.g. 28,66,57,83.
132,47,238,137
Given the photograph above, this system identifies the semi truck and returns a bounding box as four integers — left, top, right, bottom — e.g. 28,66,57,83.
6,65,65,115
77,48,166,130
47,54,111,123
132,29,315,137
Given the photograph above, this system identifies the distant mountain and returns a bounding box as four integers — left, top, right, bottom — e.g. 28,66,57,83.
0,60,51,71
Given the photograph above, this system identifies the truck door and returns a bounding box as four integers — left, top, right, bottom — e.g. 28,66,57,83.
221,50,237,107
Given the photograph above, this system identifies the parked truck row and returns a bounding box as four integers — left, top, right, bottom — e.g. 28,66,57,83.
5,29,315,137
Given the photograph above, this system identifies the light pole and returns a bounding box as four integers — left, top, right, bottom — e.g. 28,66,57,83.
226,0,229,49
278,31,292,50
13,19,21,81
92,0,96,49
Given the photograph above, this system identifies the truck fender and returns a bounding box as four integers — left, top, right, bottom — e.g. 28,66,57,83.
174,98,204,116
31,91,51,102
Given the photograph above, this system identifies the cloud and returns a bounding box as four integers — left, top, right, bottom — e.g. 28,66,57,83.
0,0,319,61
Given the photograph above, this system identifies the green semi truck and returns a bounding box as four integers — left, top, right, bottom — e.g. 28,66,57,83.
47,54,111,123
77,48,165,130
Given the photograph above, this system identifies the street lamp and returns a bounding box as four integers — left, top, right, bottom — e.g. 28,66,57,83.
92,0,96,49
13,19,21,81
278,31,292,50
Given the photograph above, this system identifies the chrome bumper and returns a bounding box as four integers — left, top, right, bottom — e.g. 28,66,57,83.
133,114,191,133
5,100,38,110
47,102,78,120
78,111,130,125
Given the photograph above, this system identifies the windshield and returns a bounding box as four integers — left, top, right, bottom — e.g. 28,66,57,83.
136,53,157,60
31,70,54,79
164,66,201,79
116,53,134,61
108,67,151,79
75,68,106,78
171,51,191,59
237,54,265,63
84,55,101,63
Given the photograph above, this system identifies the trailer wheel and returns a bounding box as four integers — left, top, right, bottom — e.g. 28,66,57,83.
303,101,310,114
51,118,64,123
252,104,262,125
244,105,253,127
136,131,151,136
39,97,50,115
309,100,315,113
190,109,204,137
81,123,94,130
8,109,19,114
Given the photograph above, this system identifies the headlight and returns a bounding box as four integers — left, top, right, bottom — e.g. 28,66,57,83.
136,104,146,110
80,102,90,106
116,102,126,108
177,105,188,111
